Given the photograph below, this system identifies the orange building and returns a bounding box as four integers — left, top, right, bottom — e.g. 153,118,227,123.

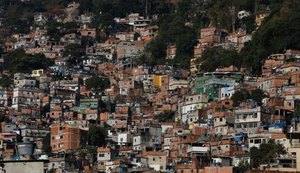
200,27,221,44
50,123,87,153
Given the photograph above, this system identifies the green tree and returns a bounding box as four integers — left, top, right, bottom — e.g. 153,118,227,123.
85,75,110,92
63,44,85,66
79,0,92,14
250,146,261,168
240,0,300,74
294,99,300,117
42,133,51,154
3,4,32,33
154,111,176,122
41,104,50,117
249,89,265,105
231,89,249,106
47,20,78,41
0,113,9,123
3,49,53,74
142,11,197,68
63,43,84,57
236,159,250,173
250,140,286,168
199,47,240,72
88,125,107,146
77,145,97,164
0,75,13,88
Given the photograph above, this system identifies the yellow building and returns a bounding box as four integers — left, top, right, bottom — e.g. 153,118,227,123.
255,12,269,29
190,57,198,74
31,69,44,77
153,75,168,87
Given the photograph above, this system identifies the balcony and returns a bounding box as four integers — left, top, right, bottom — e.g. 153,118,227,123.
235,116,260,123
187,146,209,153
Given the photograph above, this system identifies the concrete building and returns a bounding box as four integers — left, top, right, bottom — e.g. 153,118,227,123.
50,123,87,153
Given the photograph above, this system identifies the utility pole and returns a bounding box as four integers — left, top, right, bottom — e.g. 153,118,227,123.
229,6,236,33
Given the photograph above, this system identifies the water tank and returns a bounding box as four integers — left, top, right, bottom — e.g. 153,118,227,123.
17,142,35,156
38,155,49,160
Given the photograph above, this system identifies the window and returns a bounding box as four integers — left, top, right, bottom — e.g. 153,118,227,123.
250,139,253,143
120,138,123,142
253,113,257,118
153,158,156,161
254,139,261,144
99,154,105,157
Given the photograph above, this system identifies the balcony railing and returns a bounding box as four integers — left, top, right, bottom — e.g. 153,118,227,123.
291,143,300,148
187,146,209,153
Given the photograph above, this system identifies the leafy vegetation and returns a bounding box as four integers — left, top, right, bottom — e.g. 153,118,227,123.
2,49,53,74
240,0,300,74
194,0,300,74
141,0,199,69
87,125,107,146
231,89,249,107
46,20,79,41
42,133,51,154
85,75,110,92
77,145,97,163
250,140,286,168
63,43,85,66
236,159,250,173
198,47,240,72
0,75,13,88
154,111,176,123
0,113,9,123
1,0,296,74
231,89,265,106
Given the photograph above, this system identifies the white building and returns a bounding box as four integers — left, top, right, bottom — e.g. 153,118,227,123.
220,86,235,100
117,133,133,146
97,147,112,162
133,135,142,152
238,10,251,19
234,106,262,133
